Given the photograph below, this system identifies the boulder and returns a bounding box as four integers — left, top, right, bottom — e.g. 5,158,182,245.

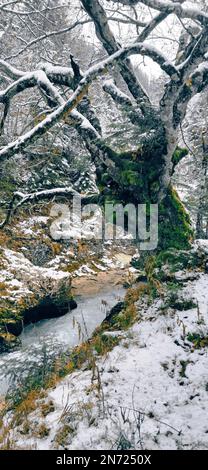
0,248,73,353
102,301,125,325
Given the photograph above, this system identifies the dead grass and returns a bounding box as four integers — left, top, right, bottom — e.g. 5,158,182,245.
0,249,151,445
124,283,150,305
54,424,74,447
40,400,55,417
14,390,44,424
35,423,50,438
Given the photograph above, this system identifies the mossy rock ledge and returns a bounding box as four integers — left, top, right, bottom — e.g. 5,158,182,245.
0,248,75,353
131,240,208,283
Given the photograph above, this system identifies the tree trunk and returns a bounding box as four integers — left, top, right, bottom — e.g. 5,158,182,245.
96,128,192,251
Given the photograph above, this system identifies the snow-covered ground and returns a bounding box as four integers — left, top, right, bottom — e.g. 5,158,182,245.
5,271,208,450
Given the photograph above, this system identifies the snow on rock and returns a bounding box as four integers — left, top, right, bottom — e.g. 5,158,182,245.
3,248,70,284
113,253,133,268
0,247,71,352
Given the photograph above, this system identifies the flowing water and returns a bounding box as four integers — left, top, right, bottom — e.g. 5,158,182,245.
0,285,125,397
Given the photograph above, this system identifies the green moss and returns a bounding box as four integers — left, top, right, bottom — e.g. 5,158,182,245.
120,170,142,188
97,140,192,250
0,178,16,197
162,293,197,311
172,146,188,170
158,186,193,250
100,172,112,185
114,304,138,329
92,333,120,354
156,247,202,272
179,360,189,378
187,333,208,349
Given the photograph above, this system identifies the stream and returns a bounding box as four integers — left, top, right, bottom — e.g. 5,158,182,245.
0,285,125,398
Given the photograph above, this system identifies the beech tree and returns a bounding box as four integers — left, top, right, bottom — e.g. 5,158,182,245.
1,0,208,248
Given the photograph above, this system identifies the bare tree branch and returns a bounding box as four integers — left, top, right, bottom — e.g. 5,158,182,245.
108,0,208,25
0,41,179,162
0,187,98,229
81,0,151,111
103,78,144,125
4,18,92,61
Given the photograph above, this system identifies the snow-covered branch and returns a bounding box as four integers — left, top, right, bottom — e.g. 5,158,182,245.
0,60,74,88
178,28,208,79
137,11,170,42
0,0,22,10
81,0,151,109
0,41,180,162
103,78,144,125
0,0,207,206
173,61,208,127
108,0,208,25
0,70,63,106
0,2,69,15
0,61,100,141
0,59,24,80
0,187,98,229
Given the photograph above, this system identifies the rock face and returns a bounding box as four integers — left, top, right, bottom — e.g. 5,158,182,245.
103,301,125,325
0,201,138,354
0,248,73,353
23,296,77,325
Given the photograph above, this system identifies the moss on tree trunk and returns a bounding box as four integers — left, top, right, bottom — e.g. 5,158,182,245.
158,186,193,250
97,140,192,251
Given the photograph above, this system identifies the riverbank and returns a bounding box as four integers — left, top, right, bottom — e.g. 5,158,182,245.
0,280,126,398
1,241,208,450
0,205,137,352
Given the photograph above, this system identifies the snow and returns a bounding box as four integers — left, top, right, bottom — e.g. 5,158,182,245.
74,264,96,277
0,59,24,79
40,63,73,77
139,0,208,24
194,62,208,75
50,208,102,241
103,79,133,104
91,262,107,271
113,253,133,268
80,116,99,135
6,271,208,450
0,246,70,307
195,239,208,254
